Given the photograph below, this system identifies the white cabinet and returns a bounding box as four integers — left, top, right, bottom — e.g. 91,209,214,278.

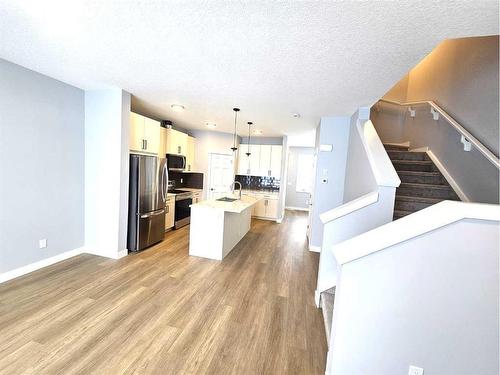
236,144,282,178
130,112,160,154
192,191,202,204
165,196,175,230
249,192,279,219
165,128,188,156
269,145,282,178
258,145,272,176
186,136,196,171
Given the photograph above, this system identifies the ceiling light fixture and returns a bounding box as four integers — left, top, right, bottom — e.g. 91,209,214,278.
231,108,240,152
293,113,301,118
246,122,253,156
205,122,217,128
171,104,185,112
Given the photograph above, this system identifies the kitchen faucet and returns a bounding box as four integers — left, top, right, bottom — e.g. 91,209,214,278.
230,181,242,199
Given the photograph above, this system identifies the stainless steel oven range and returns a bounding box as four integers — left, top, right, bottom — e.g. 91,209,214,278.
170,190,193,229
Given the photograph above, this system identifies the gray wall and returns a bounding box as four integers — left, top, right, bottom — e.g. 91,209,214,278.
0,59,85,273
240,136,283,145
309,117,351,248
285,146,314,209
329,218,499,375
371,36,499,203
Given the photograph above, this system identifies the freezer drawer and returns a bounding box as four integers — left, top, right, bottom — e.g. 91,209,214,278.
136,209,165,251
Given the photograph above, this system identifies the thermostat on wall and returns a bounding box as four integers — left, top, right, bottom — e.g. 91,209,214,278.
320,144,333,152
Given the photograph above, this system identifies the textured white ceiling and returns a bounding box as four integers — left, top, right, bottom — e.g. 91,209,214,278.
0,1,498,137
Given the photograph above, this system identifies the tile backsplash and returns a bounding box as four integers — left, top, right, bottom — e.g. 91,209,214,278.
235,175,280,192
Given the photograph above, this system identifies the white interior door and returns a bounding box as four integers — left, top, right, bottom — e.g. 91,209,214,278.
307,153,317,241
208,153,234,199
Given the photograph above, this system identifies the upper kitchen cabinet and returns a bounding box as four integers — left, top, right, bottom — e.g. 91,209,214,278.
269,145,282,178
239,144,261,176
258,145,272,176
186,136,196,171
164,128,188,156
129,112,160,154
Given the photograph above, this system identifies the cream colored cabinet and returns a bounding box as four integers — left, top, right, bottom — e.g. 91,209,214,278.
192,191,202,203
269,145,282,178
238,149,250,175
129,112,160,154
252,193,279,219
165,128,188,156
236,144,282,178
165,196,175,230
258,145,272,176
248,145,261,175
186,136,196,171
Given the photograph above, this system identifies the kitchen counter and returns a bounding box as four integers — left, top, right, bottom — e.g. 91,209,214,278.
189,195,261,260
190,194,259,213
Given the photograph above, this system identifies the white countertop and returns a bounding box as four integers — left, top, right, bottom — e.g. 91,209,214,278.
191,195,260,213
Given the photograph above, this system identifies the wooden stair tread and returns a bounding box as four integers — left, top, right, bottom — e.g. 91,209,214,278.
400,182,453,190
321,289,335,347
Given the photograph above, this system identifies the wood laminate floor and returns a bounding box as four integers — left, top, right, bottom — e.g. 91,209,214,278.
0,210,327,374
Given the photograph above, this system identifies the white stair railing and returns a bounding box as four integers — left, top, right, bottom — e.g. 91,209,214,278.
315,108,400,306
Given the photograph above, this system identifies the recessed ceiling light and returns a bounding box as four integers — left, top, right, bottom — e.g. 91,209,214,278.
171,104,185,112
293,113,301,118
253,130,263,135
205,122,217,128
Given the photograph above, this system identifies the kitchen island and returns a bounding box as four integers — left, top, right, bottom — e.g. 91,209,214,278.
189,195,260,260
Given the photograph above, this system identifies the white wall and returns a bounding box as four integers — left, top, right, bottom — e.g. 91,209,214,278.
328,218,499,375
285,146,315,209
0,59,85,274
190,130,238,199
309,117,351,249
84,89,130,258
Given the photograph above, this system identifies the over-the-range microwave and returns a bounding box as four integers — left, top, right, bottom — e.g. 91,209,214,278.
166,153,186,171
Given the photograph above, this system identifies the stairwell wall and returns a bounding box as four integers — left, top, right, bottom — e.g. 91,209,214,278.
371,35,499,204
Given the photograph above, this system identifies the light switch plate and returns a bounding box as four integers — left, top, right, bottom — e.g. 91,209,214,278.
39,239,47,249
408,365,424,375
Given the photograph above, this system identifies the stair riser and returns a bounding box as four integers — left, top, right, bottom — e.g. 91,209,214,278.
384,145,409,151
395,199,436,212
393,163,437,172
388,151,429,161
393,212,410,220
397,186,457,199
398,173,448,185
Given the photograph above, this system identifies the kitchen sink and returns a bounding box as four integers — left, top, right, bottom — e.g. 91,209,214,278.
217,197,238,202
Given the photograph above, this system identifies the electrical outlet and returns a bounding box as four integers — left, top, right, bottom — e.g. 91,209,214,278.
408,365,424,375
39,239,47,249
180,178,183,183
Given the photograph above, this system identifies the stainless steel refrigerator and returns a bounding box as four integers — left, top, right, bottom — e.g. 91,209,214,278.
127,155,168,252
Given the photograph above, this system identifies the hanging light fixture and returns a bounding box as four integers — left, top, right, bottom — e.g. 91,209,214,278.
231,108,240,152
246,122,252,156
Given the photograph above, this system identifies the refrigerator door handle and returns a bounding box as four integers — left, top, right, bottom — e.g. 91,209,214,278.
140,210,165,219
160,161,166,203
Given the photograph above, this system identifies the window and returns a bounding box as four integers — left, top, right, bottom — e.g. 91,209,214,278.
296,154,314,193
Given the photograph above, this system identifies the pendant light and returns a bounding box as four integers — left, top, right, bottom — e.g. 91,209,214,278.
231,108,240,152
246,122,252,156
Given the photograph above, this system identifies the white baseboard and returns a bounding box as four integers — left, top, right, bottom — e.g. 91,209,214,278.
309,245,321,253
285,206,309,212
426,150,470,202
0,246,85,284
85,246,129,260
276,218,283,224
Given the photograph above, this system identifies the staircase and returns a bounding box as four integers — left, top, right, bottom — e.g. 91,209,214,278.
384,144,460,220
320,287,335,346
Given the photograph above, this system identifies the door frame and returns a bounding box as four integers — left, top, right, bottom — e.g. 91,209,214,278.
207,152,235,200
